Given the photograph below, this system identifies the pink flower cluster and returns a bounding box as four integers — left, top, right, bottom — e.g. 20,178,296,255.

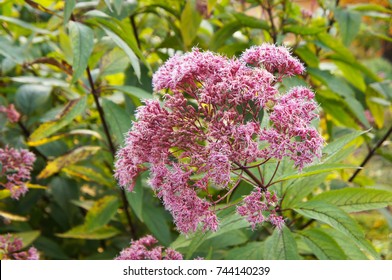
115,235,183,260
0,147,36,200
0,104,20,123
237,189,284,230
0,234,39,260
115,44,323,233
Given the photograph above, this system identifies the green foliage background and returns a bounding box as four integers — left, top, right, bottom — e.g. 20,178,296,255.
0,0,391,260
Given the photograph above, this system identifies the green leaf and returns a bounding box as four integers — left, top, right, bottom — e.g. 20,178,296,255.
335,8,361,46
366,85,386,128
113,0,123,14
225,241,265,260
102,98,132,146
180,0,202,48
263,226,300,260
293,201,379,259
142,193,173,246
15,84,51,116
283,25,324,35
38,146,100,179
85,196,119,231
126,186,144,222
0,190,11,200
311,188,392,212
111,85,153,100
11,231,40,249
322,130,366,160
299,228,347,260
210,21,241,51
0,15,51,34
104,0,113,12
321,228,369,259
233,13,269,30
275,163,358,182
68,21,94,83
29,96,87,142
100,27,141,81
63,0,76,24
57,225,120,239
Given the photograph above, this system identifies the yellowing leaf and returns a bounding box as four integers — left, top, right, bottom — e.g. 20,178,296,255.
28,129,101,147
38,146,100,179
0,210,28,222
29,96,87,142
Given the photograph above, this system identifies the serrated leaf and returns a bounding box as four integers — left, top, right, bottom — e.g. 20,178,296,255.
29,96,87,142
180,0,201,47
225,241,265,260
293,201,379,259
299,228,347,259
311,188,392,212
15,84,52,116
63,0,76,24
335,8,361,46
85,196,119,231
38,146,100,179
264,226,300,260
322,130,366,160
68,21,94,83
102,99,131,146
275,163,358,182
321,228,369,259
57,225,120,239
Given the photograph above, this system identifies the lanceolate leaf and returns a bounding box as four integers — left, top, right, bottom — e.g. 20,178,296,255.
180,0,202,48
38,146,100,179
225,241,265,260
335,8,361,46
102,98,132,146
68,21,94,83
263,226,300,260
63,0,76,24
111,85,153,100
84,196,119,231
57,225,120,240
275,163,358,182
29,96,87,142
293,201,379,259
311,188,392,212
299,228,347,260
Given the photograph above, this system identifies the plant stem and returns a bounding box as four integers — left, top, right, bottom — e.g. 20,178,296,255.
85,67,136,239
130,15,141,49
348,124,392,182
234,161,266,190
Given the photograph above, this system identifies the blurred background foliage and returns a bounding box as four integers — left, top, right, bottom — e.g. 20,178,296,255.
0,0,391,260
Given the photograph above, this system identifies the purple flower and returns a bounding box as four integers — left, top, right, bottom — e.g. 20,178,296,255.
0,104,20,123
115,45,323,234
0,234,39,260
0,147,36,200
115,235,183,260
237,188,283,230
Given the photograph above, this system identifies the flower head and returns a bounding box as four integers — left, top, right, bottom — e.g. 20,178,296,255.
115,45,322,234
0,234,39,260
115,235,183,260
0,104,20,123
0,147,36,200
